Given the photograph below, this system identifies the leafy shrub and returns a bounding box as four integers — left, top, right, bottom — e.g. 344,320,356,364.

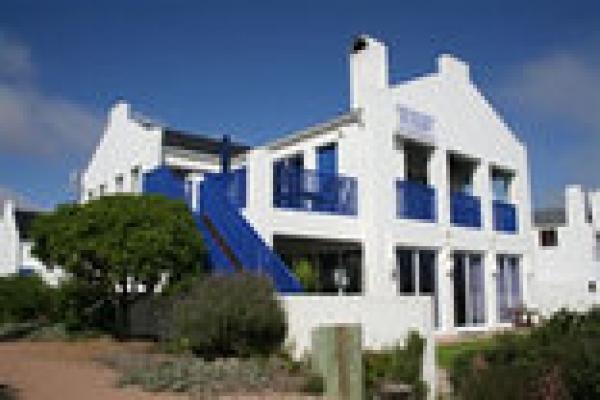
0,274,57,323
50,279,116,333
0,321,44,341
103,352,320,396
293,259,317,292
450,308,600,400
0,384,18,400
364,330,427,400
170,273,287,358
301,373,325,394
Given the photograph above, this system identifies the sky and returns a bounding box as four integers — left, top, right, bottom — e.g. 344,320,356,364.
0,0,599,209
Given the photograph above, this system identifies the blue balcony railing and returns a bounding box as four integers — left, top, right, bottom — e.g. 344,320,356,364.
396,180,436,222
143,165,247,210
223,168,247,209
273,168,358,216
493,200,518,233
450,192,482,228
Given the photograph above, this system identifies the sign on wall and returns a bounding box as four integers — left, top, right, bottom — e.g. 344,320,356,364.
397,105,435,141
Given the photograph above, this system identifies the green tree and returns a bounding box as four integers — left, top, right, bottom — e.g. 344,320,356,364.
30,194,205,337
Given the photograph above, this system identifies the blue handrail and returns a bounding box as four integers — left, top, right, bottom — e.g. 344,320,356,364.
396,180,436,222
493,200,518,233
273,167,357,215
450,192,482,228
199,173,303,293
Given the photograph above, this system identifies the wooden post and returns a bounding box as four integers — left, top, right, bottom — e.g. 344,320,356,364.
311,324,364,400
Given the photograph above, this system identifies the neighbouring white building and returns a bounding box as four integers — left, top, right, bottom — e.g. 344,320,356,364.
0,200,62,285
530,185,600,316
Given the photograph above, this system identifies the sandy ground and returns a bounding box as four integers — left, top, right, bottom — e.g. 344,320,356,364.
0,340,321,400
0,340,185,400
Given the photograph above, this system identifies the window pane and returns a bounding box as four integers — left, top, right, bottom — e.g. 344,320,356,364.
469,254,486,324
398,249,415,294
419,250,435,294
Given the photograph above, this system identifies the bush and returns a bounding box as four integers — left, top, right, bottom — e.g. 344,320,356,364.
364,330,427,400
170,273,287,358
51,279,116,333
0,384,17,400
449,308,600,400
103,352,321,396
293,259,317,292
0,274,57,323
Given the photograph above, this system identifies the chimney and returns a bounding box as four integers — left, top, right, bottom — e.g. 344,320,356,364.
565,185,586,226
2,200,14,222
437,54,470,84
108,99,131,124
589,190,600,227
349,35,389,108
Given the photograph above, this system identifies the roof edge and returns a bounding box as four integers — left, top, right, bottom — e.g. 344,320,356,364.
265,109,362,151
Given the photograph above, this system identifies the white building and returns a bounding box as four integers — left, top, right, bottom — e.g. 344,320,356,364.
0,200,62,285
81,35,545,395
83,35,533,331
531,185,600,316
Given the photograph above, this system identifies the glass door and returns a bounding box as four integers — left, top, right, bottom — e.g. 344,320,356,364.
453,252,486,327
496,255,521,323
396,248,439,327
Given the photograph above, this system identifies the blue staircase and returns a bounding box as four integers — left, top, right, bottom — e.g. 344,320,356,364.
197,173,303,293
143,165,302,293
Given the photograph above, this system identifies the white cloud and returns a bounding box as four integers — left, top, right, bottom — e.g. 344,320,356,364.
0,32,33,80
0,32,102,158
503,50,600,132
0,185,38,211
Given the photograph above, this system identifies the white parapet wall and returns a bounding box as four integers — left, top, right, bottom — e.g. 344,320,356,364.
282,295,435,399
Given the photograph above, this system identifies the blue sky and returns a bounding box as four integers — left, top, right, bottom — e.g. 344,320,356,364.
0,0,599,209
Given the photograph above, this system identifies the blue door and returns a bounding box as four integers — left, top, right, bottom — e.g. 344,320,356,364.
317,143,338,175
316,143,338,211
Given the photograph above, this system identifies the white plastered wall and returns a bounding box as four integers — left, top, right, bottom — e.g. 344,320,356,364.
0,201,19,276
82,101,163,200
531,185,600,316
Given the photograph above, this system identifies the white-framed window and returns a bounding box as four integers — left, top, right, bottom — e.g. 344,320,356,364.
539,229,558,247
99,184,106,197
115,174,124,193
491,168,514,202
131,166,141,192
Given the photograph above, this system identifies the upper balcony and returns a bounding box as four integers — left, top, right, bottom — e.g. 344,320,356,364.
491,167,517,234
449,153,481,229
493,200,518,233
451,192,482,228
273,167,358,216
396,180,436,222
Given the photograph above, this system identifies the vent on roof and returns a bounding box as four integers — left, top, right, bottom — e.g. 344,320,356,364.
351,36,368,53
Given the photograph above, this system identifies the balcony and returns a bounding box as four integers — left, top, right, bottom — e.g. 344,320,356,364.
396,180,436,222
450,192,481,228
493,200,518,233
273,168,357,216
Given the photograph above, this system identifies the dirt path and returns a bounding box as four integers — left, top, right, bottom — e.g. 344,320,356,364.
0,340,184,400
0,340,321,400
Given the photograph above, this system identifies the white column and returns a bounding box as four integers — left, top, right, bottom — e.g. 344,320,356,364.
437,246,454,331
485,250,497,327
244,148,274,245
429,148,449,227
474,161,492,231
